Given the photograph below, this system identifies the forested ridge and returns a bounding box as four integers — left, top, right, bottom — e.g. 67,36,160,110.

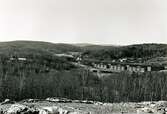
1,41,166,58
0,41,167,102
0,41,166,60
0,41,82,55
82,43,167,60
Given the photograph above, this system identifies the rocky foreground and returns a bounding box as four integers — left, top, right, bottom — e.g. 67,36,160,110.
1,98,167,114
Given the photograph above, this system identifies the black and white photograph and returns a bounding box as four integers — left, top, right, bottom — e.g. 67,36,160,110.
0,0,167,114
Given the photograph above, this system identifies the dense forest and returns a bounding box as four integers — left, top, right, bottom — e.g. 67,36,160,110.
82,44,167,61
0,52,76,101
0,41,167,102
0,60,167,102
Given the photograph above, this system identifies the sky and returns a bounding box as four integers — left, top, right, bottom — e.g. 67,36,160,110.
0,0,167,45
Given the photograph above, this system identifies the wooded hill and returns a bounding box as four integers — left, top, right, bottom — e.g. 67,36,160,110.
0,41,167,102
82,43,167,61
0,41,82,56
0,41,166,60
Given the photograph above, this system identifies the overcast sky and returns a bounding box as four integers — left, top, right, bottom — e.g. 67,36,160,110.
0,0,167,45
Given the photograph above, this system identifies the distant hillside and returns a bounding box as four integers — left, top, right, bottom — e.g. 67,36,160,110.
0,41,79,100
82,45,118,51
0,41,82,56
0,41,167,102
0,41,166,62
72,43,94,47
82,43,167,61
0,41,79,71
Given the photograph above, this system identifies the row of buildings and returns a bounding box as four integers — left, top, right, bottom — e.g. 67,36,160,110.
91,62,166,73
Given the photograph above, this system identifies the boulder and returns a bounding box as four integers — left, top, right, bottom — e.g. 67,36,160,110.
137,107,154,113
39,106,68,114
156,101,167,107
57,108,69,114
46,97,72,103
1,99,15,105
39,106,90,114
6,104,39,114
7,104,29,114
80,100,94,104
21,99,40,103
94,101,103,105
39,109,50,114
72,100,80,103
46,98,60,102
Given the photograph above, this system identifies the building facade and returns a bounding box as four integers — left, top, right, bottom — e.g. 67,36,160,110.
92,62,165,73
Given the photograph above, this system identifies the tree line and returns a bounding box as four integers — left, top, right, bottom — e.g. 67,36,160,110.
0,54,167,102
82,44,167,60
